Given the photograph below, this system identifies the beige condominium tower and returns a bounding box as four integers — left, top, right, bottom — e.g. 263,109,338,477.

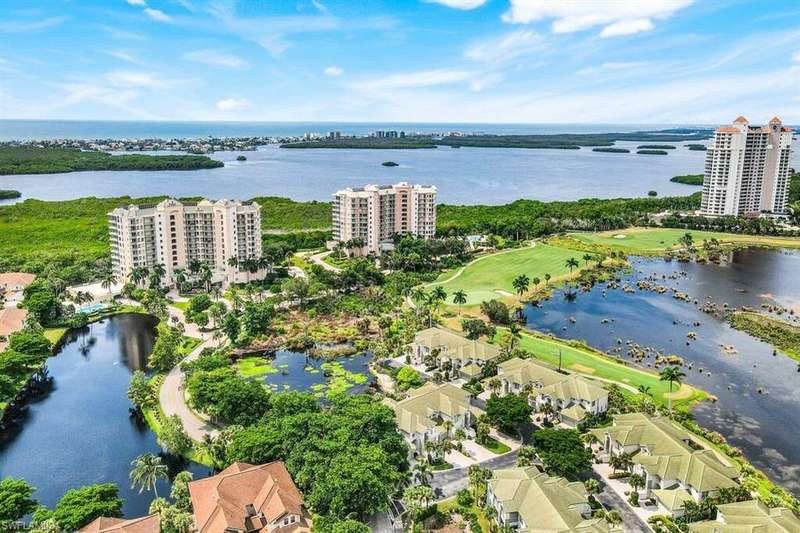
700,116,793,217
331,181,437,255
108,198,264,287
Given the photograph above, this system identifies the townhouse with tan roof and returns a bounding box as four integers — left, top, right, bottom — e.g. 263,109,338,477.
689,499,800,532
188,461,311,533
383,382,484,454
78,514,160,533
486,466,619,532
591,414,740,517
409,326,500,379
496,357,608,427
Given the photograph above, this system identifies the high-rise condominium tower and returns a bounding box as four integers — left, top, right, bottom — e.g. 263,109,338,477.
700,116,793,217
331,182,437,255
108,198,264,287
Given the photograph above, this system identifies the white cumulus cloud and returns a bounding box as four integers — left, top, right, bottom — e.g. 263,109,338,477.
793,51,800,62
105,70,177,89
125,0,147,5
216,98,249,111
324,66,344,76
423,0,487,9
182,49,248,68
502,0,693,38
144,8,171,22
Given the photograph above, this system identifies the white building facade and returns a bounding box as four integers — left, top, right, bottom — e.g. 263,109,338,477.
108,198,265,287
331,182,437,255
700,116,793,217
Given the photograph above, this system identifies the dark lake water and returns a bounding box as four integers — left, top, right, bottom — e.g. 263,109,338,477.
522,248,800,493
0,314,210,517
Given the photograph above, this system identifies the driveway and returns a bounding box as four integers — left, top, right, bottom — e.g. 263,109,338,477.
589,465,652,533
430,448,519,499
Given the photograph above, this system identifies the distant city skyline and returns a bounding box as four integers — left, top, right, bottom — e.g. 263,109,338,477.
1,0,799,123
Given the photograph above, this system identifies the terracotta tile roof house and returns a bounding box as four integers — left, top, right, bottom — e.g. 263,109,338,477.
409,327,500,374
592,414,740,516
497,358,608,425
383,382,484,453
0,308,28,352
0,272,36,294
78,514,160,533
486,466,619,532
188,461,311,533
689,500,800,532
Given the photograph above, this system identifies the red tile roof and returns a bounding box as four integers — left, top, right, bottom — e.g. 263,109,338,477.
189,461,310,533
78,514,160,533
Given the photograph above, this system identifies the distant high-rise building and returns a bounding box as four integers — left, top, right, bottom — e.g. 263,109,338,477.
700,116,793,217
331,182,437,255
108,198,264,287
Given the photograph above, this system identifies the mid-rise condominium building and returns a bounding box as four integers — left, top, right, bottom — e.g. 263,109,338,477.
108,198,264,287
700,116,793,217
331,181,437,255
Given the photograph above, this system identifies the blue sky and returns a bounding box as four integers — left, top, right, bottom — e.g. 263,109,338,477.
0,0,798,124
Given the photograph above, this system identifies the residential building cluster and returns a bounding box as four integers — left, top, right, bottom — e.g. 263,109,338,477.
593,414,741,518
330,181,437,255
108,198,265,288
700,116,794,217
80,461,311,533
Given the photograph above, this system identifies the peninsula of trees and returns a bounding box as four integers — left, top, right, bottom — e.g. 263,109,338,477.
671,174,704,186
0,146,224,175
280,129,713,150
0,189,21,199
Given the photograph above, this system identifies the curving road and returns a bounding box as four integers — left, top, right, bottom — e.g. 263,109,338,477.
159,306,219,440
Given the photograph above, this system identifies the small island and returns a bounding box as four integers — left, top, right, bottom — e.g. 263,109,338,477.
687,144,708,151
637,144,676,150
382,161,399,167
0,146,224,175
0,189,21,200
671,174,704,185
637,149,669,155
236,155,247,161
592,147,630,153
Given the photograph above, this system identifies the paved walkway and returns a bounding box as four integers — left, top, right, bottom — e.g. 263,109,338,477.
307,250,341,272
590,463,653,533
159,304,219,441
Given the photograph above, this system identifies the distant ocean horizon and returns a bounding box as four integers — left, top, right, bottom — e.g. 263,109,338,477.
0,119,721,141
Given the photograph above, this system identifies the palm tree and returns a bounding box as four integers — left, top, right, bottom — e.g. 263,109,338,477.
431,286,447,303
130,453,168,498
413,459,433,486
531,276,541,288
442,419,454,438
544,273,552,286
199,263,213,292
468,465,492,504
637,385,652,396
173,268,187,292
512,274,530,297
130,267,148,288
582,253,594,266
452,289,467,315
188,259,202,276
410,287,427,307
101,272,118,298
565,257,580,275
660,365,686,411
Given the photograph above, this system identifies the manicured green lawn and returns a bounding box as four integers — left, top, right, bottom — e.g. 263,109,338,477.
512,330,706,410
44,327,68,346
570,227,800,254
430,244,589,306
430,459,454,471
171,300,190,312
479,436,512,454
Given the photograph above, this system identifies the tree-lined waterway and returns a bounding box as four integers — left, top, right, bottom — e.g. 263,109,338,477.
523,248,800,493
0,314,209,517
